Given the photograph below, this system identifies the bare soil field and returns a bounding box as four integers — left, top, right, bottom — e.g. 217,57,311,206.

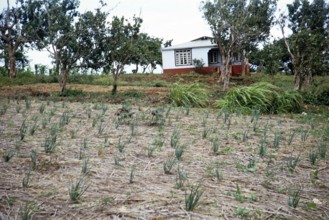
0,96,328,220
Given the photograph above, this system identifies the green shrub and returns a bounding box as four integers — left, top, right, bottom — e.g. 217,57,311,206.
215,82,303,114
302,84,329,106
169,83,208,107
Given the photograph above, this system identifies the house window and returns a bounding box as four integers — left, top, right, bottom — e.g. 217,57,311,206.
175,49,192,66
209,50,220,64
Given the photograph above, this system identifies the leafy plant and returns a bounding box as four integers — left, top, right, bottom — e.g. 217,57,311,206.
235,207,250,217
21,202,37,220
185,184,204,211
273,132,282,148
317,140,327,159
234,185,245,202
68,177,90,202
175,166,188,189
169,82,208,107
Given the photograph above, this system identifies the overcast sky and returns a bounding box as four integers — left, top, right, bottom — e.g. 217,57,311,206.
0,0,293,71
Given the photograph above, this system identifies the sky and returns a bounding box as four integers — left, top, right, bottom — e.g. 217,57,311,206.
0,0,294,72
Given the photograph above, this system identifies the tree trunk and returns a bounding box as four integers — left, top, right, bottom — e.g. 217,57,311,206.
293,67,302,91
8,49,16,78
59,65,68,94
241,51,246,77
112,74,118,95
304,67,312,87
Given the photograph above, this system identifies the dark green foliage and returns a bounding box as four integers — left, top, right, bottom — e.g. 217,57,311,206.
185,184,204,211
302,84,329,106
215,82,303,114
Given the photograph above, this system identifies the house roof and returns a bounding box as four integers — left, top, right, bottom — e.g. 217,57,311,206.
162,36,217,51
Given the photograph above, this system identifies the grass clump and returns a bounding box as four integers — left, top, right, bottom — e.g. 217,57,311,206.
68,177,90,202
185,184,204,211
215,82,303,114
169,82,208,107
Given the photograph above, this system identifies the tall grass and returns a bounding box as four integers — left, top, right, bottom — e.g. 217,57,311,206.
169,83,208,107
215,82,303,114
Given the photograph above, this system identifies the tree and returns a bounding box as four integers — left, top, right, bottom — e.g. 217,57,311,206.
131,33,162,74
201,0,277,90
101,16,142,95
279,0,329,90
29,0,107,93
0,0,31,78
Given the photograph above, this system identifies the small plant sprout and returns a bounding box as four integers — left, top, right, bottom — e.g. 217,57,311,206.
175,166,188,189
247,155,256,172
211,137,220,154
185,184,204,211
59,112,70,127
30,150,37,170
16,105,22,113
98,122,105,134
287,154,300,173
163,157,176,174
68,177,90,202
273,132,282,148
3,149,15,162
317,140,327,159
129,165,136,184
242,130,248,142
130,121,136,136
81,158,90,174
215,168,223,181
202,126,209,139
288,186,302,208
171,129,180,148
83,138,88,149
235,207,250,218
21,202,37,220
22,170,32,188
25,96,31,110
309,150,318,165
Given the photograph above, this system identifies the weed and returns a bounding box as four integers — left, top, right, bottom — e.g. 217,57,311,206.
234,185,245,202
21,202,37,220
25,96,31,110
39,103,46,114
29,122,38,136
175,145,185,160
175,166,188,189
147,146,157,157
273,132,282,148
130,121,136,136
81,158,90,174
317,140,327,159
22,170,32,188
287,154,300,173
309,150,318,165
116,137,125,153
16,105,22,113
92,118,97,127
202,127,209,139
41,117,47,129
235,207,250,217
288,186,302,208
247,155,256,171
114,156,121,166
185,184,204,211
98,122,105,134
59,112,70,127
20,120,27,140
129,165,136,184
215,168,223,181
153,136,165,149
68,177,90,202
171,129,180,148
78,147,85,160
42,136,56,153
211,137,220,154
170,82,208,107
3,149,15,162
163,157,176,174
83,138,88,149
258,139,267,158
30,150,37,170
0,103,8,115
288,129,297,145
242,130,248,142
300,129,310,143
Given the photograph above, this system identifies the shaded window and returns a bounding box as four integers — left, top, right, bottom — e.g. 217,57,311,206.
175,49,192,66
209,49,220,64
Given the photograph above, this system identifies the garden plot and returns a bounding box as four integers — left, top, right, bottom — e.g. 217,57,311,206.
0,98,328,219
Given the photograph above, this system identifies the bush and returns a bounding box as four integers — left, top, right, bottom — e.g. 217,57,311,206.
169,83,208,107
215,82,303,114
302,85,329,106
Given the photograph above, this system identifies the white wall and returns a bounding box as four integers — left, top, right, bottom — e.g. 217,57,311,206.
162,47,213,69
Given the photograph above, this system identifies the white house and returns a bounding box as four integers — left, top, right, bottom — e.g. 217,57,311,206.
161,36,247,75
